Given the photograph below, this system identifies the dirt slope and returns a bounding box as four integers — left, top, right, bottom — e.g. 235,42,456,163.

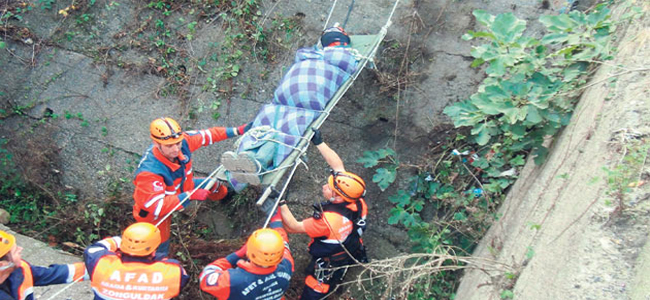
456,3,650,299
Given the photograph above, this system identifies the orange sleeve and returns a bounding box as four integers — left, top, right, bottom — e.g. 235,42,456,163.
185,127,231,152
199,261,232,300
71,262,88,281
302,217,331,238
133,172,181,220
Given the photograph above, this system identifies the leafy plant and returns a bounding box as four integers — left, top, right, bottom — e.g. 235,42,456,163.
602,138,649,213
446,6,615,165
357,148,398,191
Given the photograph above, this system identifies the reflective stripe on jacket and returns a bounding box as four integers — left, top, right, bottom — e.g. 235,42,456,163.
132,127,231,242
199,227,294,300
0,260,87,300
84,237,188,300
306,199,367,258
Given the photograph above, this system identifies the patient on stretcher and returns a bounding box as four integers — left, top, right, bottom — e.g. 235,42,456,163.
221,27,358,190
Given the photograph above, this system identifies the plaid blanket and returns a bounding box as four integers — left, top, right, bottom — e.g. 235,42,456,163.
235,46,358,176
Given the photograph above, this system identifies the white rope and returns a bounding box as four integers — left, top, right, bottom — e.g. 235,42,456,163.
323,0,339,31
154,166,221,227
262,157,306,229
44,276,84,300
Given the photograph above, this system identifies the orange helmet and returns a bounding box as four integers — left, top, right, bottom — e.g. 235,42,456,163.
328,171,366,202
120,222,161,257
0,230,15,258
246,229,284,267
150,117,184,145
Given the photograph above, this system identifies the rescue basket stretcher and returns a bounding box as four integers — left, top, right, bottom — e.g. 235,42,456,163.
214,32,386,212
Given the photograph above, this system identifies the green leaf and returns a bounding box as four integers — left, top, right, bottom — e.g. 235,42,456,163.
473,10,495,27
541,32,569,44
526,246,535,259
490,13,526,44
475,128,491,145
0,42,5,49
470,58,485,68
525,105,543,124
511,155,526,166
357,148,395,168
377,148,396,159
463,30,495,41
533,146,549,165
412,200,424,212
387,208,403,225
539,14,577,32
453,212,467,221
357,151,381,168
373,167,397,191
388,190,411,208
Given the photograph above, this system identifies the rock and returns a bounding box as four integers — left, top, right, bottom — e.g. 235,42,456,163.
0,209,10,224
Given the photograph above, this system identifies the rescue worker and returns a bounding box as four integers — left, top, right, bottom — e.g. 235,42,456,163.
84,222,189,300
133,117,252,257
199,208,294,299
0,229,87,300
280,129,368,300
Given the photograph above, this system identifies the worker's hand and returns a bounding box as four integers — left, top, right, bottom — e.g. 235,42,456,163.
311,128,323,146
237,122,253,135
190,189,210,201
234,244,247,258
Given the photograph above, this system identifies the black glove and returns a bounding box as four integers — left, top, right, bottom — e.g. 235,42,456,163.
311,128,323,146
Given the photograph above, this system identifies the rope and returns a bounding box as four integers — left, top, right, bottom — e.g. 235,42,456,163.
262,157,306,229
323,0,339,31
342,0,355,28
43,276,84,300
154,166,221,227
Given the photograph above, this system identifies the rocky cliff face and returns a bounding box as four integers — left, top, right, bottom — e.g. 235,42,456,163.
456,3,650,299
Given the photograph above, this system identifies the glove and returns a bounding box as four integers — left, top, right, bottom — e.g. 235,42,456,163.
234,244,247,258
311,128,323,146
237,122,253,135
190,189,210,201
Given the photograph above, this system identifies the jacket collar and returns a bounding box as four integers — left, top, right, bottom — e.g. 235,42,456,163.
236,260,277,275
151,145,186,172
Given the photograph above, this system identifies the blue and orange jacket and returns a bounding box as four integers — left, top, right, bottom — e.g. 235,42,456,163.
303,199,368,258
133,127,238,242
0,260,87,300
84,237,189,300
199,216,294,300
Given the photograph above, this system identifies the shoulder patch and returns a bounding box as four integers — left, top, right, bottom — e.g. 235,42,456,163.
207,273,220,286
153,181,164,192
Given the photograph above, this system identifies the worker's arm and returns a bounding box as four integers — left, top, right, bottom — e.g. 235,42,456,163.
29,261,89,285
199,249,243,300
185,122,252,152
279,204,307,234
268,207,295,270
312,129,345,172
83,237,121,278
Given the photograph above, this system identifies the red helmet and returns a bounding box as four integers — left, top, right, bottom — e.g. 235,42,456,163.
328,171,366,202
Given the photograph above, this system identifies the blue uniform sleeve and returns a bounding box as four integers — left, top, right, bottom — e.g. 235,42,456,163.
30,263,85,286
84,237,120,278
